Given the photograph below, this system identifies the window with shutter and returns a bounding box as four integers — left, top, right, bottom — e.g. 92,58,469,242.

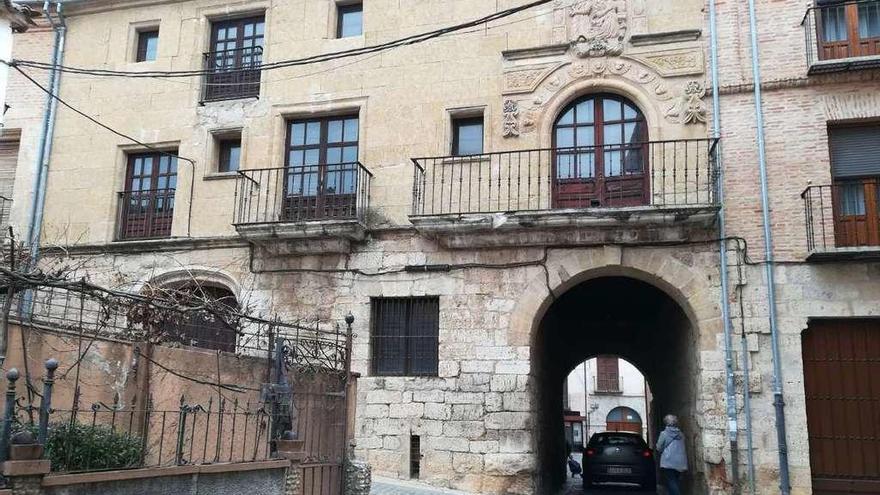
371,297,439,376
596,355,620,393
829,124,880,247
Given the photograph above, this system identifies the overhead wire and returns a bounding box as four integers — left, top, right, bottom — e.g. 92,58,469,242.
10,0,555,79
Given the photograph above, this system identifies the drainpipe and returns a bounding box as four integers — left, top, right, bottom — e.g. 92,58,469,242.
707,1,742,492
26,1,64,267
745,1,790,493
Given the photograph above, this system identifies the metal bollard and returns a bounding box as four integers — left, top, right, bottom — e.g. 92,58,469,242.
0,368,20,463
38,359,59,445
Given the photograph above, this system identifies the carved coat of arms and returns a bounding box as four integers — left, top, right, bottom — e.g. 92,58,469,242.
569,0,627,58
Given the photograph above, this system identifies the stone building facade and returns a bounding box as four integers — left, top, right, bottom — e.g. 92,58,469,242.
6,0,880,494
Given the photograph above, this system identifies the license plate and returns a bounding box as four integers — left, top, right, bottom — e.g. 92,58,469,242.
608,467,632,475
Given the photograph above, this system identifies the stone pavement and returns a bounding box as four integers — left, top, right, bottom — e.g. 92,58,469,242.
370,475,657,495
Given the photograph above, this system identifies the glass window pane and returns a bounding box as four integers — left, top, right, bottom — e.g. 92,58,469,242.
605,151,622,176
344,118,359,141
143,157,154,175
134,158,143,176
556,128,575,149
159,156,169,174
132,178,141,191
142,177,152,190
305,122,321,145
343,146,358,163
557,108,574,126
244,23,253,37
225,143,241,172
604,124,623,145
556,154,575,179
169,176,177,188
822,6,848,42
575,100,594,123
577,153,595,178
169,157,178,174
228,26,237,38
603,99,622,121
576,126,595,147
623,103,638,120
624,122,640,145
289,151,304,167
860,3,880,38
291,123,306,146
328,120,344,143
217,29,226,41
840,183,866,216
326,147,342,164
339,5,363,38
456,121,483,155
255,22,265,36
624,148,643,174
304,149,320,165
158,177,167,189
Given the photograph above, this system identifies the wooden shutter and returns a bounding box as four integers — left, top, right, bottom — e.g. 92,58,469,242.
830,125,880,178
597,356,620,392
0,136,20,200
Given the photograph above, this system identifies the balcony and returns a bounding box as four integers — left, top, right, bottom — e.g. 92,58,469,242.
802,178,880,261
409,139,719,248
803,1,880,74
201,46,262,103
116,189,175,241
233,164,372,250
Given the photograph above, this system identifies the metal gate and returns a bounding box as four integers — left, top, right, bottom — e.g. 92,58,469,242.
273,324,353,495
803,319,880,494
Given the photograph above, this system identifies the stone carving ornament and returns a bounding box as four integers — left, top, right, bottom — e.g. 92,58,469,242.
503,100,521,137
570,0,627,58
665,81,708,124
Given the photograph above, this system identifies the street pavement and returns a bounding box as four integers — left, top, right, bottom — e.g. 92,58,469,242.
371,474,657,495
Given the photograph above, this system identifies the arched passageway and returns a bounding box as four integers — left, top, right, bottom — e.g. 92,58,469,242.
533,276,704,494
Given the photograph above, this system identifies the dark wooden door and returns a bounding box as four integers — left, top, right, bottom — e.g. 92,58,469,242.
120,153,177,239
803,319,880,494
832,178,880,248
552,94,648,208
284,116,359,222
205,16,264,101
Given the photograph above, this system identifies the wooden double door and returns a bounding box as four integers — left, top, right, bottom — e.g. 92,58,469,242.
552,94,649,209
817,1,880,61
803,319,880,494
833,178,880,248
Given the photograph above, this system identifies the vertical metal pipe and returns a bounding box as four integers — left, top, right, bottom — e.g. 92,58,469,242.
707,0,746,492
745,0,790,492
38,358,58,444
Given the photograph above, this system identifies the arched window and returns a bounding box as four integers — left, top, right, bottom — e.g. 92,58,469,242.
606,406,643,434
553,94,648,208
161,283,239,352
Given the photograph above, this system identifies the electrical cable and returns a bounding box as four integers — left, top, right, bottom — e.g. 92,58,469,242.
10,0,554,79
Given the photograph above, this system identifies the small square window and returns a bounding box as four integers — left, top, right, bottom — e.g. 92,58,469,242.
337,3,363,38
218,138,242,173
371,297,439,377
136,30,159,62
452,116,484,156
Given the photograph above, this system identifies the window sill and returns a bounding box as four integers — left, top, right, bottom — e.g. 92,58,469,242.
204,172,239,181
808,54,880,74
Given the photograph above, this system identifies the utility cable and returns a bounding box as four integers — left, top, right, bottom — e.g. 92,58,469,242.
10,0,554,79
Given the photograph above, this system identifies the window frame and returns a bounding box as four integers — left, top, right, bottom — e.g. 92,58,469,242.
136,29,159,62
336,3,364,39
451,116,485,156
370,297,440,377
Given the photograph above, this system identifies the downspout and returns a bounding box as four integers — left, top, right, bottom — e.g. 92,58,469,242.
707,1,741,492
745,1,790,493
25,1,64,268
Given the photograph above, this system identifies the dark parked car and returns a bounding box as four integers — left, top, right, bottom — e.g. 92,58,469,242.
582,431,656,490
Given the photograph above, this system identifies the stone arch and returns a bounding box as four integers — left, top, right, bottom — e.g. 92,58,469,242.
537,69,665,149
137,267,241,299
509,247,718,348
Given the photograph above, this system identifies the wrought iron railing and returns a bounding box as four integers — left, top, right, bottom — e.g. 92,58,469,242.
234,164,373,227
0,195,11,235
116,189,175,241
803,0,880,71
802,179,880,253
201,46,263,103
411,139,719,216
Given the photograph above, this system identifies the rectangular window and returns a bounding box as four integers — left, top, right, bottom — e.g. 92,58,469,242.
218,138,242,173
452,116,484,156
596,355,620,393
119,151,178,240
204,15,265,102
284,115,359,221
337,3,363,38
136,30,159,62
371,297,439,377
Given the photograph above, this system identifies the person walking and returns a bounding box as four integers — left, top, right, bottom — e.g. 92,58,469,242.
656,414,687,495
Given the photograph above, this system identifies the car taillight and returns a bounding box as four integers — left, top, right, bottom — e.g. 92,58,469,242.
642,449,653,458
586,448,596,456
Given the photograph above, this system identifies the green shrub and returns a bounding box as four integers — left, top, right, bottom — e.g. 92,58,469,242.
43,422,144,472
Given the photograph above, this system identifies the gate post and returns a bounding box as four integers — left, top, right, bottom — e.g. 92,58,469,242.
175,395,188,465
0,368,19,463
38,358,58,445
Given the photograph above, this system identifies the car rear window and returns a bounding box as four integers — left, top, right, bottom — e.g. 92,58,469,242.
589,434,646,447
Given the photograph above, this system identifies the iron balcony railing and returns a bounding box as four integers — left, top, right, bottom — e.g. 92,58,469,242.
116,189,175,241
803,0,880,71
802,179,880,253
0,195,11,235
411,138,719,216
234,163,373,227
201,46,263,103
